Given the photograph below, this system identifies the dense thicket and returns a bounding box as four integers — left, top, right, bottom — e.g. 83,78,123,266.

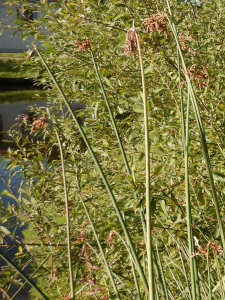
1,0,225,299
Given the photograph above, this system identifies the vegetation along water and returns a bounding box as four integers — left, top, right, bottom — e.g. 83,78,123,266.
1,0,225,299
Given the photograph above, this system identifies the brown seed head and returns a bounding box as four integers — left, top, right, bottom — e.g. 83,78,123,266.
211,242,223,255
30,115,48,134
74,38,91,51
27,49,35,59
142,5,169,38
124,29,137,58
182,64,208,88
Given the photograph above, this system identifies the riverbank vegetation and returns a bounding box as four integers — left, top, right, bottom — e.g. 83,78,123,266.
1,0,225,299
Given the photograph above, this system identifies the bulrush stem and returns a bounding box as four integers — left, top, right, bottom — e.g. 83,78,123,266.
165,0,225,260
90,47,131,175
35,45,148,291
0,250,49,300
135,31,154,300
55,129,74,300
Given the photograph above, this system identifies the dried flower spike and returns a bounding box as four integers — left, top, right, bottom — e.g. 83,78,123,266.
15,114,29,127
27,48,35,59
124,29,137,58
182,64,208,88
30,115,48,134
142,5,169,38
179,32,195,56
74,38,91,51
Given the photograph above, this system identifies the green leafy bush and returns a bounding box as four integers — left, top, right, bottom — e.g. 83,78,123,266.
1,0,225,299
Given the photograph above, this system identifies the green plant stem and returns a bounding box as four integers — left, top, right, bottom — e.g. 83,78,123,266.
90,47,131,175
178,248,192,300
0,249,49,300
78,194,121,299
184,90,196,299
207,253,212,300
87,241,134,297
55,129,74,300
166,0,225,256
90,44,148,297
155,243,169,300
34,45,148,291
11,254,51,300
135,31,154,300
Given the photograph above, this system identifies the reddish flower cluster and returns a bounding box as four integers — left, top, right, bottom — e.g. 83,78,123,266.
179,32,192,50
76,220,108,299
179,32,195,56
15,114,30,126
74,38,91,51
211,242,223,255
124,29,137,58
192,240,223,258
27,48,35,59
30,115,48,134
106,231,117,246
179,64,208,89
16,114,48,134
142,5,169,38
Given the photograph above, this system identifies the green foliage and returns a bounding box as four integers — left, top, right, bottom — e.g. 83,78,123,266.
1,0,225,299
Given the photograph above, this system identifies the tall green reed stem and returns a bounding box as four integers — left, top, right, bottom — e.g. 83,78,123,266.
135,31,154,300
34,46,148,291
54,129,74,299
165,0,225,255
181,70,196,298
90,47,131,175
0,249,48,300
11,254,51,300
90,45,149,298
207,252,212,300
78,194,121,299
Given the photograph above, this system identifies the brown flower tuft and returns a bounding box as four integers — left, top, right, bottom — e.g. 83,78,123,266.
15,114,30,126
30,115,48,134
106,231,117,246
182,64,208,88
74,38,91,51
211,242,223,255
27,49,35,59
142,5,169,38
179,32,195,56
124,29,137,58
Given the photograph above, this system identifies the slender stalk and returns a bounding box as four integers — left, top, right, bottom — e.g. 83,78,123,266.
166,0,225,255
131,258,142,300
184,90,196,299
90,47,131,175
0,250,48,300
54,129,74,299
87,241,134,297
34,45,148,291
91,48,142,297
91,47,148,296
135,31,154,300
78,194,121,299
207,253,212,300
178,248,192,300
177,49,196,297
123,213,141,299
155,243,169,300
11,254,51,300
214,250,225,299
